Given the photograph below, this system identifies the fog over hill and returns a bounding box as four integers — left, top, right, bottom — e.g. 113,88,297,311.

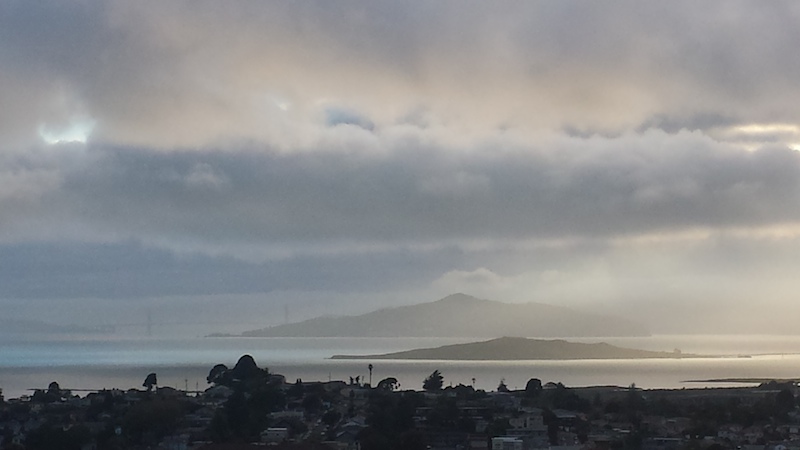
239,293,648,338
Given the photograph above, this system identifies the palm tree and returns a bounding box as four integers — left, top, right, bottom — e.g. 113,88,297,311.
368,363,374,387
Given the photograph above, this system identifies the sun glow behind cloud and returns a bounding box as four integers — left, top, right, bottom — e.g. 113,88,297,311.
710,122,800,152
733,124,799,134
38,117,95,145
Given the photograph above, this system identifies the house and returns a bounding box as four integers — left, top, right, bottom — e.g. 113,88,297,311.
492,436,523,450
159,433,190,450
426,430,468,450
467,434,489,449
334,428,361,450
261,427,289,443
509,411,545,431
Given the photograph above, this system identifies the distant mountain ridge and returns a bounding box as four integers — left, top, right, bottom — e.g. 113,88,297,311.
332,336,692,360
240,293,648,338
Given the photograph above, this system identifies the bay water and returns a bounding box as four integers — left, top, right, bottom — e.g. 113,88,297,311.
2,335,800,399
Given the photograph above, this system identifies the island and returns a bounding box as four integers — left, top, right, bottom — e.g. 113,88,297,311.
331,336,697,360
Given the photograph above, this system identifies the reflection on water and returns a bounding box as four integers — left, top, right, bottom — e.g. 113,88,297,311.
1,335,800,399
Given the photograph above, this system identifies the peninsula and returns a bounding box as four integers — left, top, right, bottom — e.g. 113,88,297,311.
239,293,648,338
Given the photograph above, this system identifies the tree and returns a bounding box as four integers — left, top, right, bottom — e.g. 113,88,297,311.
123,398,183,445
485,418,510,437
32,381,69,403
24,424,91,450
525,378,542,396
497,379,510,392
209,356,286,442
228,354,271,391
47,381,61,395
423,370,444,392
547,421,559,445
302,393,323,413
775,389,795,417
143,373,158,392
230,354,263,381
427,396,460,428
288,378,305,399
322,409,341,428
361,391,424,450
377,377,399,391
207,364,229,386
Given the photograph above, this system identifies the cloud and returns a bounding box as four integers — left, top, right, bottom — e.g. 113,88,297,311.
3,2,800,149
0,240,455,300
3,0,800,334
324,107,375,131
434,267,508,289
3,130,800,255
2,125,800,310
418,171,490,197
183,163,229,190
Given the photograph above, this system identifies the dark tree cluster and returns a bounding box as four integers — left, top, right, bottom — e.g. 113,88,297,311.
359,389,425,450
207,354,286,442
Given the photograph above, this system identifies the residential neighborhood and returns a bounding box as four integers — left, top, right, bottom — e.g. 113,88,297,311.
2,356,800,450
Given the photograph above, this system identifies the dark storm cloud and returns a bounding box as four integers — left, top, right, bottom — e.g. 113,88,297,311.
4,133,800,250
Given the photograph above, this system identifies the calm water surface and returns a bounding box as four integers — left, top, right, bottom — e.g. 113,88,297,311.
2,335,800,399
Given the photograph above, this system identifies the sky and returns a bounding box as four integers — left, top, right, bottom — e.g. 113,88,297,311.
3,1,800,335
